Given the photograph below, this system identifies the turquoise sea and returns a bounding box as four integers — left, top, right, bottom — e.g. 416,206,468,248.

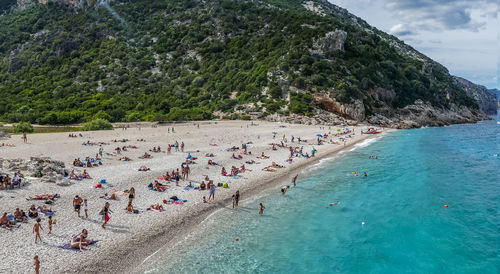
141,114,499,274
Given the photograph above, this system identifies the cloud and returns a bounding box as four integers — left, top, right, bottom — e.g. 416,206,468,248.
384,0,497,34
389,23,414,36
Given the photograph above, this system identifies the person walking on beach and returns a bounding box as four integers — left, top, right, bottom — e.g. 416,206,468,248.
47,215,53,235
73,195,83,217
33,218,43,243
235,190,240,207
84,199,89,218
232,195,236,208
209,184,215,201
128,188,135,207
34,256,40,274
181,141,185,152
292,174,298,187
259,203,265,215
101,202,112,229
23,132,27,143
184,165,190,180
175,141,179,152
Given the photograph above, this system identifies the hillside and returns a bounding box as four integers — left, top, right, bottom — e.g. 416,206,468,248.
0,0,489,128
453,77,497,115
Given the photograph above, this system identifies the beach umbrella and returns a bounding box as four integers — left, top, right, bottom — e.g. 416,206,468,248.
316,134,323,137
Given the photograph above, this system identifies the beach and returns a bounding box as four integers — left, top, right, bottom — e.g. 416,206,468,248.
0,121,381,273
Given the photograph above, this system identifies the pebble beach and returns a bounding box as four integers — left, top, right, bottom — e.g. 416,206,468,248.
0,121,378,273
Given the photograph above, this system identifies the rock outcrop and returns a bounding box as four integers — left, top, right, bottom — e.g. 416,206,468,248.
0,157,71,185
0,131,10,140
17,0,97,9
311,29,347,57
453,76,497,115
313,93,365,121
367,100,489,129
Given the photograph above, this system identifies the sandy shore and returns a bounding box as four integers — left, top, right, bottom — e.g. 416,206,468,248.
0,121,385,273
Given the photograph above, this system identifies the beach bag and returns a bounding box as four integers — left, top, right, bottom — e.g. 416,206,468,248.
217,183,223,187
222,183,228,188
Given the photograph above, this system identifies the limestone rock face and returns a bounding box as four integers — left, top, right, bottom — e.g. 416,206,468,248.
453,76,497,115
311,29,347,56
313,93,365,121
367,100,490,129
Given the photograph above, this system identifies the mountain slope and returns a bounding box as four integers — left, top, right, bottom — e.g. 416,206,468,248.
0,0,488,127
453,76,497,115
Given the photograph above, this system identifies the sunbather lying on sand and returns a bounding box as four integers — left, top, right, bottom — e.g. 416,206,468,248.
205,153,215,157
70,229,93,251
149,181,166,192
119,157,132,161
245,160,259,164
232,153,243,160
262,167,276,172
138,165,150,171
271,162,284,168
37,205,53,214
149,204,164,211
100,193,118,200
26,194,58,201
257,152,270,159
208,160,218,166
140,152,152,159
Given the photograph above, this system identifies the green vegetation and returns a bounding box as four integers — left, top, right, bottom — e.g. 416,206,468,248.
82,118,113,131
0,0,477,125
12,122,34,133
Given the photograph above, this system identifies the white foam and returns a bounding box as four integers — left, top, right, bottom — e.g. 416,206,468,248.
349,137,380,151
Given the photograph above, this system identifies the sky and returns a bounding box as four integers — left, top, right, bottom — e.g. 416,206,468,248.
329,0,499,90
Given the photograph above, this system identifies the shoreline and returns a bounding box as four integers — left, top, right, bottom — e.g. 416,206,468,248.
0,121,390,273
69,131,389,274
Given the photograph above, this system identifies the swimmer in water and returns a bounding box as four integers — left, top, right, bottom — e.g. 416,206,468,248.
329,201,339,206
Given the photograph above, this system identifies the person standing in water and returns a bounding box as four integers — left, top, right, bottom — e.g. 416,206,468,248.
235,191,240,207
292,174,298,187
259,203,265,215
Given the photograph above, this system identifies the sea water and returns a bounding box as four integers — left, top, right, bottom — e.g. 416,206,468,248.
141,115,499,273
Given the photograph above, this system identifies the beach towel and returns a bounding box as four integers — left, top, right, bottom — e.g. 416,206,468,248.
58,240,97,251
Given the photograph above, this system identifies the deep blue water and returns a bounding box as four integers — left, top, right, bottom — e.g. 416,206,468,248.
142,115,499,274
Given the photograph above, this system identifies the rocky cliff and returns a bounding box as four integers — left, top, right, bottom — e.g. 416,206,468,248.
488,89,500,109
453,76,497,115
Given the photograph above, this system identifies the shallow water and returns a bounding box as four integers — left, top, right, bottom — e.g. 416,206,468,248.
141,115,499,273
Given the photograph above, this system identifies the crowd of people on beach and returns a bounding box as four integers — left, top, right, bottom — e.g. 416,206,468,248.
0,123,372,273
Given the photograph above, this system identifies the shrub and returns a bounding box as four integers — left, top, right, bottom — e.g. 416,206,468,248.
82,118,113,131
13,122,34,133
